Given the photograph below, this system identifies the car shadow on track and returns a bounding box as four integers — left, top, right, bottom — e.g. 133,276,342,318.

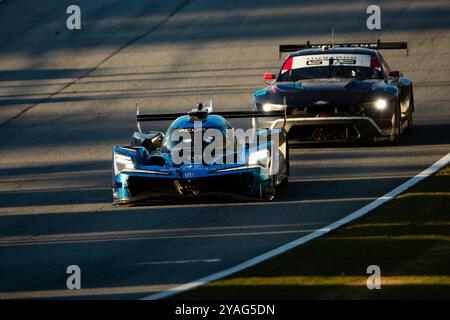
123,175,407,208
1,124,447,211
287,123,450,149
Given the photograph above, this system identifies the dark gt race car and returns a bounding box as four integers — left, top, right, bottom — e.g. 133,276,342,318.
112,103,289,204
253,40,414,143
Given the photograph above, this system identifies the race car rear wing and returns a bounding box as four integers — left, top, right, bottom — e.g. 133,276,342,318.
135,101,288,132
136,110,285,122
279,40,408,58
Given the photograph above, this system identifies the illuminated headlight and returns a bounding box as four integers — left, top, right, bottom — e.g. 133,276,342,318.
249,149,270,167
375,99,387,110
262,103,285,112
114,153,134,174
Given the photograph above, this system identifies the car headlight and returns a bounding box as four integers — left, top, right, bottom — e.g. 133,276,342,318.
262,103,285,112
249,149,270,167
114,153,135,174
375,99,387,110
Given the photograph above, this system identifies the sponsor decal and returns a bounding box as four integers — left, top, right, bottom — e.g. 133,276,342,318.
314,100,331,105
291,54,372,69
168,124,281,174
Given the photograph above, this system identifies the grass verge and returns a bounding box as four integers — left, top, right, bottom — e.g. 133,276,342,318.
176,165,450,299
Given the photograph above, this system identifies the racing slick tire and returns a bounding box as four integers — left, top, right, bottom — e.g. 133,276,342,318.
277,138,289,188
405,95,414,132
259,176,276,201
392,100,403,144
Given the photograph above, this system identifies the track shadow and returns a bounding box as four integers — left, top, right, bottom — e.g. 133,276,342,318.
287,122,450,149
0,0,449,57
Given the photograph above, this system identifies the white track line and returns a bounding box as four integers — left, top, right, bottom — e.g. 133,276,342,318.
143,152,450,300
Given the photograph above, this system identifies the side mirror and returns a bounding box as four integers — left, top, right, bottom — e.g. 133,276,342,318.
131,131,164,151
389,71,401,78
263,73,276,83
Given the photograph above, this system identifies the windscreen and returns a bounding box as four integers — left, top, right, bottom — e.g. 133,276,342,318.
278,53,384,81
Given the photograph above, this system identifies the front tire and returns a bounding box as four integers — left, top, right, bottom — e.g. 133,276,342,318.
392,101,403,144
260,176,276,201
405,96,414,132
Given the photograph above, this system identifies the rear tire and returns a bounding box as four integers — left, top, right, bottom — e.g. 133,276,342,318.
392,101,403,144
260,176,276,201
285,138,290,177
405,100,413,132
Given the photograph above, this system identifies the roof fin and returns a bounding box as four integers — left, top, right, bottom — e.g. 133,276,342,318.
331,27,335,48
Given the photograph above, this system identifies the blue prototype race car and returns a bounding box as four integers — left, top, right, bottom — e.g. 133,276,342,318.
112,102,289,204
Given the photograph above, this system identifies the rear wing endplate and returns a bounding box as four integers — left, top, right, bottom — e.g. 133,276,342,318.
136,110,285,122
279,40,408,59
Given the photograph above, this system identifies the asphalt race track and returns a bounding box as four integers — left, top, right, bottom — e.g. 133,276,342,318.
0,0,449,299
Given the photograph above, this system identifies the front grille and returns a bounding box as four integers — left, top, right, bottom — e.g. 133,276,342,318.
307,105,337,114
287,105,363,117
288,124,360,143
